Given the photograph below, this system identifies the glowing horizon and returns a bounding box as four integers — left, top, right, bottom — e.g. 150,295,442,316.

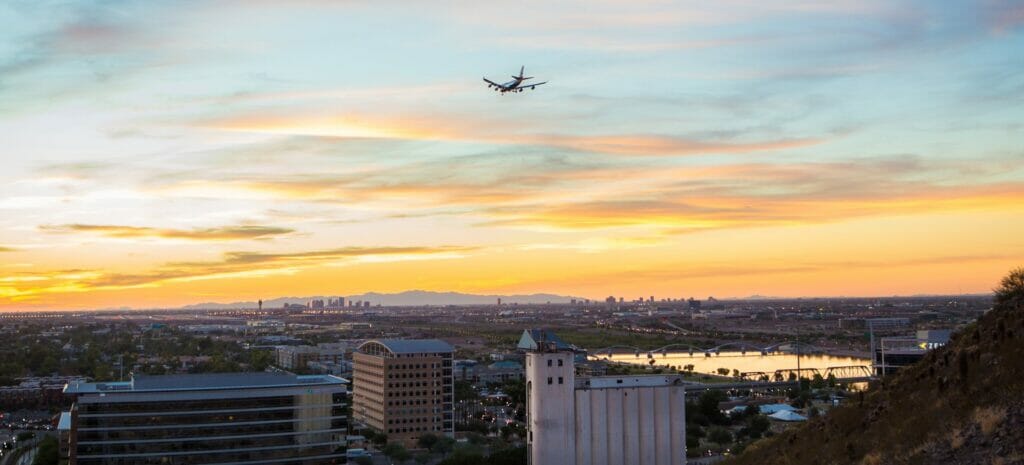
2,1,1023,310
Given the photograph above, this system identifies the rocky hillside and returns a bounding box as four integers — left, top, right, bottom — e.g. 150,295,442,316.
725,269,1024,465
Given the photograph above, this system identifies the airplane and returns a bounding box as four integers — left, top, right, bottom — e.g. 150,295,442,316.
483,66,547,94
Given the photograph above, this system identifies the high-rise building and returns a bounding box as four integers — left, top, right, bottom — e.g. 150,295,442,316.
520,329,686,465
352,339,454,448
61,372,349,465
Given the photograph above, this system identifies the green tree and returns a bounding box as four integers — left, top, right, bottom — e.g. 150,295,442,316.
431,437,456,456
707,426,733,445
39,356,59,376
417,432,440,450
502,379,526,405
747,415,770,439
487,446,527,465
383,443,411,462
994,267,1024,310
500,423,525,441
697,390,728,424
454,380,479,402
438,447,485,465
32,436,59,465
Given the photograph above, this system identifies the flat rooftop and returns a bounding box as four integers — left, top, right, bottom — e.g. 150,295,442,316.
57,411,71,431
64,372,347,395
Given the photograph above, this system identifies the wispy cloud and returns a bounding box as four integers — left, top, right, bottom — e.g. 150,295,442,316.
200,111,824,157
90,245,476,287
0,245,476,301
479,157,1024,232
149,153,1024,235
534,134,821,156
39,224,295,241
985,0,1024,33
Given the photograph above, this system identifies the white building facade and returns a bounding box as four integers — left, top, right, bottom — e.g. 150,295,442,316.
521,330,686,465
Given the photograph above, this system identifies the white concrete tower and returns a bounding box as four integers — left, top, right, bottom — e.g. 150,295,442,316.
520,330,576,465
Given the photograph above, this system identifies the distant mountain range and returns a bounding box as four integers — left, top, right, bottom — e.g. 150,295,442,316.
179,290,585,309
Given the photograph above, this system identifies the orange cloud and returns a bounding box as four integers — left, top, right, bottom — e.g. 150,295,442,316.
40,224,295,241
202,111,822,157
0,245,476,303
530,134,821,156
484,182,1024,232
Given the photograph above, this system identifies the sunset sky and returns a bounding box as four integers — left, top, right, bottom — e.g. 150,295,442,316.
2,1,1023,310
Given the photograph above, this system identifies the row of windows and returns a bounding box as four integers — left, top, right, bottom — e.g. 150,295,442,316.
388,363,439,370
388,407,441,416
388,425,443,434
78,435,301,455
387,399,435,406
76,445,341,465
547,359,564,367
387,389,440,398
79,422,296,442
387,371,443,379
388,380,441,388
80,410,296,428
387,416,439,425
546,377,565,385
386,352,451,359
78,397,295,415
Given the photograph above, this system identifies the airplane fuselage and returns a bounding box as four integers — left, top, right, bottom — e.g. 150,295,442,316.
501,78,524,90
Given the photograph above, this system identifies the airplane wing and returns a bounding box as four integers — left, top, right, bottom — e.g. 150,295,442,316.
483,77,506,89
520,81,547,90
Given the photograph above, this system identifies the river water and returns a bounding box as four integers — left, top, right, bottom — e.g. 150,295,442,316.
594,352,871,376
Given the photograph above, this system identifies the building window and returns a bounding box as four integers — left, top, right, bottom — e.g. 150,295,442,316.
558,377,563,384
547,377,552,385
558,359,563,367
547,359,552,367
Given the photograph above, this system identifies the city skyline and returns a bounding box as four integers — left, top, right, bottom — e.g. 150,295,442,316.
3,1,1024,310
